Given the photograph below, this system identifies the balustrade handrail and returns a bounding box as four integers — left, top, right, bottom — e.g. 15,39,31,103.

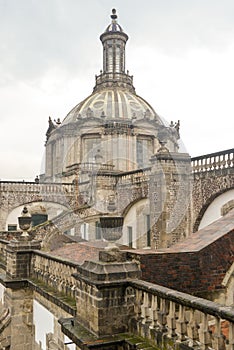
131,279,234,322
0,180,73,185
191,148,234,173
32,250,78,268
191,148,234,162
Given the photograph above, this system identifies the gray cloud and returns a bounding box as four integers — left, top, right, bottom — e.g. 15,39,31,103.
1,0,234,85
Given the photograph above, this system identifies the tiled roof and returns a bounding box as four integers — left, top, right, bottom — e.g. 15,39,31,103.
50,241,132,265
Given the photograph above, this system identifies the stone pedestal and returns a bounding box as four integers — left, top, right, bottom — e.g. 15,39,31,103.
150,150,192,249
73,250,141,337
4,287,34,350
6,239,41,279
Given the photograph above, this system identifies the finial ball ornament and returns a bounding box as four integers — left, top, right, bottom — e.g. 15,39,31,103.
111,8,117,19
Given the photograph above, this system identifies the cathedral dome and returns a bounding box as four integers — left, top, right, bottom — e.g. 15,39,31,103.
62,88,162,125
61,9,163,126
44,9,180,181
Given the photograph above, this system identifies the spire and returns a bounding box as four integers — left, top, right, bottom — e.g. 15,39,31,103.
93,9,135,93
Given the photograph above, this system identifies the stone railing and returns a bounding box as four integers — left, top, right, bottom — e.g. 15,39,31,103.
0,180,74,193
31,251,78,298
116,167,151,186
130,280,234,350
66,162,115,173
191,148,234,173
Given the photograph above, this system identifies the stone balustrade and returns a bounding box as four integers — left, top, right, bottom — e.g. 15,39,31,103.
0,181,74,193
116,167,151,186
191,148,234,173
31,251,78,298
130,280,234,350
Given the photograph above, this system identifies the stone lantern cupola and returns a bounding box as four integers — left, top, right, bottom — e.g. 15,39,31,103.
94,9,135,93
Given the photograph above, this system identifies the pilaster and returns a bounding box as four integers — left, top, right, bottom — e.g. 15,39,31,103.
6,239,41,279
150,150,192,248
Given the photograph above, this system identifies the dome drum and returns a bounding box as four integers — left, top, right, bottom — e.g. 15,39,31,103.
94,72,135,93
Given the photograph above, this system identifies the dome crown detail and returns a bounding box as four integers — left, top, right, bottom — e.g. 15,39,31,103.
104,9,124,33
94,9,134,93
60,9,163,125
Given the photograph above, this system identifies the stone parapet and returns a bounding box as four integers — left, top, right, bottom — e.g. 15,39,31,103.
129,279,234,350
31,250,78,298
73,252,141,337
6,239,41,279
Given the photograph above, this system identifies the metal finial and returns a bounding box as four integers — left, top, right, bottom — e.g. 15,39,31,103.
111,8,117,20
22,206,29,215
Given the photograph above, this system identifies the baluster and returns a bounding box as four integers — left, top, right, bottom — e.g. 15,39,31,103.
210,156,214,170
227,152,231,167
211,317,225,350
167,300,176,338
149,294,158,330
222,154,226,168
187,309,199,347
176,304,187,342
217,154,222,169
227,321,234,350
135,289,143,321
209,157,213,170
157,298,167,333
204,157,208,171
141,292,150,325
198,313,212,349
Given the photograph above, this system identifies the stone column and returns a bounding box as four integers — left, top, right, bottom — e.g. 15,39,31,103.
74,249,141,337
4,287,34,350
150,148,192,249
6,239,41,279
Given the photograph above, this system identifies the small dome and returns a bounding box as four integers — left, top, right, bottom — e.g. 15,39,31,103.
104,9,124,33
105,22,123,33
62,88,163,125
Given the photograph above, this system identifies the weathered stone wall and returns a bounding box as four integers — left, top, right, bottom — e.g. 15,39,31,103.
149,152,192,249
192,164,234,231
3,287,34,350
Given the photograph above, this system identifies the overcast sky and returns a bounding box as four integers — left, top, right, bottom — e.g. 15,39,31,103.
0,0,233,180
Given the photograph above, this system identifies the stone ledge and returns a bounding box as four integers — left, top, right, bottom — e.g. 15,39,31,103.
59,318,159,349
74,259,141,286
0,273,76,316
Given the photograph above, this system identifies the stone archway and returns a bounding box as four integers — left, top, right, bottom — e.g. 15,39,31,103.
194,189,234,231
119,198,150,249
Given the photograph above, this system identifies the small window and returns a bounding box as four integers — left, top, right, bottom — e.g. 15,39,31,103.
82,136,101,163
81,223,88,240
128,226,133,248
8,224,17,231
146,215,151,247
95,221,102,240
